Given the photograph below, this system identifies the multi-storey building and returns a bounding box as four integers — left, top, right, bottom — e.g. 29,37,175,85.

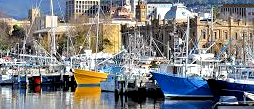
122,16,254,60
34,15,58,31
220,4,254,21
191,16,254,59
65,0,100,22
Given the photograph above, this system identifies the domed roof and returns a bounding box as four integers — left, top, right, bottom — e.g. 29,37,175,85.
164,3,194,21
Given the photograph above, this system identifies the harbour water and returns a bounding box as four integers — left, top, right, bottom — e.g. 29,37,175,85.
0,85,215,109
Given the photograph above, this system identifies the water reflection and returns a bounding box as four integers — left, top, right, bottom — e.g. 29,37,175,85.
74,87,102,109
161,100,215,109
0,85,214,109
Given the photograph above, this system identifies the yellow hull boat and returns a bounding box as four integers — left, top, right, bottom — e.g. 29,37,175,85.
74,69,108,86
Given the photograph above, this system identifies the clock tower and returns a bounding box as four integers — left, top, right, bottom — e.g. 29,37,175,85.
135,1,146,22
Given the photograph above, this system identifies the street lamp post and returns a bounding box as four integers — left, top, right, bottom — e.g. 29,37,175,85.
79,46,83,54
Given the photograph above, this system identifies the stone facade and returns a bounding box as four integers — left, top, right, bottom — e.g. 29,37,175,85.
191,16,254,59
101,24,122,54
135,1,147,22
122,16,254,60
122,19,186,58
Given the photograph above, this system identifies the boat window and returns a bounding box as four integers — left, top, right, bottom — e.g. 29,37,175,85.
242,71,247,75
250,72,254,77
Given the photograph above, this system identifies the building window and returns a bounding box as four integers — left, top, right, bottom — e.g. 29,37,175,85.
235,32,238,40
218,30,221,39
202,30,206,39
225,31,228,40
250,33,253,40
214,31,217,39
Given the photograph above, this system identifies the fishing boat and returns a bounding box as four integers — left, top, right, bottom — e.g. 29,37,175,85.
150,14,214,98
74,69,108,86
151,52,217,98
72,2,113,86
207,65,254,101
151,64,213,98
73,50,112,86
206,33,254,100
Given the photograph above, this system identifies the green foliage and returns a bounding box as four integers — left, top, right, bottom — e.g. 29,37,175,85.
0,21,11,51
57,34,67,55
12,25,26,38
0,40,9,51
213,5,219,20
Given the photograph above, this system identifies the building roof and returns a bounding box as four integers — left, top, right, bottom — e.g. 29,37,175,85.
164,3,194,20
147,2,173,4
33,26,72,34
222,4,254,8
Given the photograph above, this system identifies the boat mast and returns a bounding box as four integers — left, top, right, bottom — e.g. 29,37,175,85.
95,2,100,71
185,16,190,77
211,6,214,42
50,0,56,63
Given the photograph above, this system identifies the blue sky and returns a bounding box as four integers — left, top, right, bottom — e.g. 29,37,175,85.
0,0,65,19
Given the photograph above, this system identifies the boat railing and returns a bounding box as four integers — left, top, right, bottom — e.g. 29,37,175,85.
228,73,249,80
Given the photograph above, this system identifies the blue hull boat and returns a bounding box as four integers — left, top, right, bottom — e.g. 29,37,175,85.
207,79,254,101
151,72,213,98
216,80,254,93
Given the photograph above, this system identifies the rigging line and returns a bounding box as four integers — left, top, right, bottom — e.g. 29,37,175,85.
56,0,65,21
152,37,167,46
33,40,61,63
152,38,166,58
23,0,44,55
55,0,77,56
77,9,100,54
33,40,52,58
77,27,91,54
26,0,44,36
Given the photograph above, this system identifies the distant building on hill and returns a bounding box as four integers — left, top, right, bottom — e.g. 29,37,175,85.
146,2,172,20
65,0,100,22
220,4,254,21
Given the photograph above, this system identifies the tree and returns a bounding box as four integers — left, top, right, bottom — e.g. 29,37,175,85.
67,13,112,54
0,21,11,51
12,25,26,38
57,34,67,55
213,5,219,20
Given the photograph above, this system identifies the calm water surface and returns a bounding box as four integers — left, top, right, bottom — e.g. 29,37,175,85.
0,85,215,109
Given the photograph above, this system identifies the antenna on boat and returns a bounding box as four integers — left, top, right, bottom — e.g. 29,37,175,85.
185,16,190,77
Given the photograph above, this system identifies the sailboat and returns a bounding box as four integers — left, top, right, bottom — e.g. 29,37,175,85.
150,15,213,98
73,4,108,86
